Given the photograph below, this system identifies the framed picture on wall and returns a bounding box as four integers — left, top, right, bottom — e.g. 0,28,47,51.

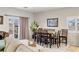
0,16,3,24
47,18,58,27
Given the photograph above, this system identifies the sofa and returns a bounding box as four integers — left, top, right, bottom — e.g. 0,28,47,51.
4,37,33,52
0,31,7,51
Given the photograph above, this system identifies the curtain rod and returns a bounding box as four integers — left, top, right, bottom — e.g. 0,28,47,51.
5,14,21,17
4,14,29,18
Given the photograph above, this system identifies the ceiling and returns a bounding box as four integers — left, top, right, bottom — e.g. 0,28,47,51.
15,7,62,13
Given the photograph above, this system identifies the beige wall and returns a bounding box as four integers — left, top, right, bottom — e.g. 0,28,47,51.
34,7,79,45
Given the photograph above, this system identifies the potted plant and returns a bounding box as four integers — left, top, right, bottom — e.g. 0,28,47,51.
30,21,39,47
30,20,39,33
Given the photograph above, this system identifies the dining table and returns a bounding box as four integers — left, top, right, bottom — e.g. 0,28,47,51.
33,32,61,48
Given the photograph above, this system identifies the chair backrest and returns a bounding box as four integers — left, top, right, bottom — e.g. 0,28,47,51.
38,28,43,33
43,29,48,33
61,29,68,36
54,30,60,38
48,29,55,33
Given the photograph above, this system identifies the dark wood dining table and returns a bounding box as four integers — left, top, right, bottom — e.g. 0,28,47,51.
34,32,60,48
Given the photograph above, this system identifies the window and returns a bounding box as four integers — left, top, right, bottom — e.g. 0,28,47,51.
67,17,79,33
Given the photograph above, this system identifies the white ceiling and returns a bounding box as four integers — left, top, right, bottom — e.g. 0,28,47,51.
15,7,62,13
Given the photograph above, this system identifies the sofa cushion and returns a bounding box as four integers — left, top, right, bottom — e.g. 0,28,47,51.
4,37,12,51
4,38,21,52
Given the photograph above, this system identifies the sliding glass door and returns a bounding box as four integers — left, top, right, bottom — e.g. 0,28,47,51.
9,16,20,39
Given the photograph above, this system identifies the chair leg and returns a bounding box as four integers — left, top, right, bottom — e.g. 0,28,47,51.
41,42,44,46
49,41,52,48
59,37,60,47
55,38,59,48
53,38,55,44
52,39,54,44
65,38,67,46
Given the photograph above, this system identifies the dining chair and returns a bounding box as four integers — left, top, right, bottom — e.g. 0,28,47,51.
36,33,42,45
41,29,49,47
48,30,60,48
35,28,43,44
48,33,54,48
47,29,55,47
53,30,60,48
60,29,68,46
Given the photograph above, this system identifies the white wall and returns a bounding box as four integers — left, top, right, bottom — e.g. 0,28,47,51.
34,7,79,45
0,7,34,39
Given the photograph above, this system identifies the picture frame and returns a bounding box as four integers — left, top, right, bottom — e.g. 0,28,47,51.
0,16,3,24
47,18,58,27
